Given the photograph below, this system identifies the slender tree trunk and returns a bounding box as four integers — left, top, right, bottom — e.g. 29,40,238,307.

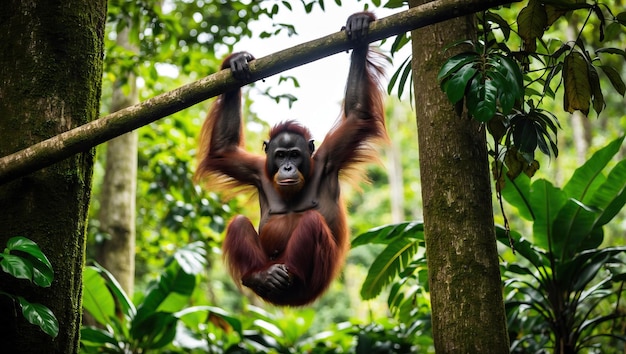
409,1,509,352
388,116,406,223
95,26,138,295
0,1,107,353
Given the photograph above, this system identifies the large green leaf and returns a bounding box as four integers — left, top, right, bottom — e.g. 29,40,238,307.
588,158,626,228
442,64,478,105
131,311,178,349
6,237,52,271
552,137,626,258
552,198,599,260
467,75,498,122
360,236,420,300
132,246,202,336
80,327,119,348
17,296,59,338
176,305,243,335
2,237,53,287
173,241,206,275
90,263,136,319
352,222,424,247
437,52,480,83
502,173,534,221
496,226,548,270
529,179,567,251
563,136,624,201
0,254,33,282
82,266,116,326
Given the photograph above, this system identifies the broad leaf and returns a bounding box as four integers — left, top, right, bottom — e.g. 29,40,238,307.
352,221,424,247
590,159,626,228
0,254,33,282
563,51,591,114
90,263,136,318
82,266,116,326
4,237,53,287
174,241,206,275
437,52,479,83
360,237,420,300
80,326,119,347
17,296,59,338
529,179,567,251
563,136,624,200
502,172,534,221
599,64,626,96
442,64,478,104
175,305,243,335
467,76,498,122
517,0,547,52
6,237,52,271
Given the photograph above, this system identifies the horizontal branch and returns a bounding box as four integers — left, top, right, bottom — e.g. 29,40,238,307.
0,0,515,184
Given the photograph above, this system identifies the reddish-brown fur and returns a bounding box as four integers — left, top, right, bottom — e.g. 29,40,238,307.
195,12,386,306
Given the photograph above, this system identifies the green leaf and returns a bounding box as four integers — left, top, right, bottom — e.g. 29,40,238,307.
496,226,547,269
437,52,479,83
563,51,591,114
529,179,567,251
599,64,626,96
174,241,206,275
517,0,547,52
6,237,52,270
588,64,605,114
360,237,420,300
175,305,243,335
511,117,538,154
502,173,534,221
80,326,119,347
82,266,116,326
467,76,498,122
5,237,53,287
442,64,478,104
563,136,624,200
590,158,626,228
80,326,118,346
484,11,511,40
0,254,33,281
17,297,58,338
491,54,524,100
352,222,424,247
553,137,625,257
131,312,178,349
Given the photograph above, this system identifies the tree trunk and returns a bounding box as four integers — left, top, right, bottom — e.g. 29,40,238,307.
95,26,138,295
0,1,106,353
409,1,509,352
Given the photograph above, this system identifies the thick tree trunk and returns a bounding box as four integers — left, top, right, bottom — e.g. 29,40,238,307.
96,26,138,295
0,1,106,353
409,0,509,352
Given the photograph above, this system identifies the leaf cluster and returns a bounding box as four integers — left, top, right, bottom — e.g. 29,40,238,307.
352,222,431,333
498,136,626,351
0,237,58,338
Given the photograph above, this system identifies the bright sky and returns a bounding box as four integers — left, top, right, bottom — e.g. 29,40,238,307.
235,3,401,140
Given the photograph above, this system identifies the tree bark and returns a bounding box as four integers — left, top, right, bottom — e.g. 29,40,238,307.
0,1,106,353
95,26,138,295
409,1,509,352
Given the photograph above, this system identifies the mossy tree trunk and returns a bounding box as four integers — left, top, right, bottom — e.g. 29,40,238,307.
409,0,509,352
0,1,107,353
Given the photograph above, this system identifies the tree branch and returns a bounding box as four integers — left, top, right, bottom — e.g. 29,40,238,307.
0,0,515,184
